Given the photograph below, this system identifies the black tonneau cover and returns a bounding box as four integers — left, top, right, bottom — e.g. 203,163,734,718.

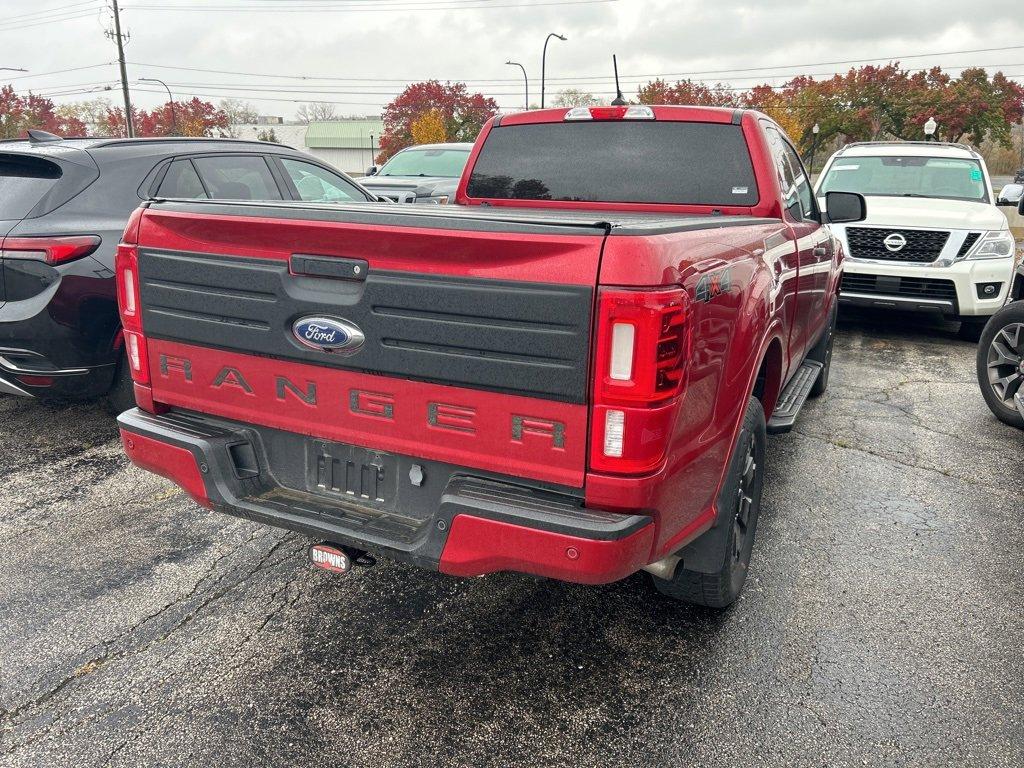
145,199,780,237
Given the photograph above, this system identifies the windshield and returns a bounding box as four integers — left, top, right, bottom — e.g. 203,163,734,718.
818,155,989,203
378,147,470,178
465,121,758,206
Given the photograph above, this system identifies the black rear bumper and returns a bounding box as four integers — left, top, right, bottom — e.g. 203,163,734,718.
117,408,654,580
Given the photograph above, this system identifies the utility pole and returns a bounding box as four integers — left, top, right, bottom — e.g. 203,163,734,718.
106,0,134,137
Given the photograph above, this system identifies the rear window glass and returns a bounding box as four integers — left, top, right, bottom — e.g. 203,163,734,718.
0,155,62,220
465,121,758,206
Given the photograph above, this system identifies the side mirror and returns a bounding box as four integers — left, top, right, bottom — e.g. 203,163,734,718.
823,191,867,224
996,198,1018,207
1019,196,1024,216
366,166,378,177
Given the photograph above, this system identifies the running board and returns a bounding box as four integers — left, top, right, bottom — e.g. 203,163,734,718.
766,360,824,434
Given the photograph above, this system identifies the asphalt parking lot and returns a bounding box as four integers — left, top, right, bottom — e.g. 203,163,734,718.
0,310,1021,768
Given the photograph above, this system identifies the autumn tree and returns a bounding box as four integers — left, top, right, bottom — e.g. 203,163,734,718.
379,81,498,162
410,108,447,144
637,79,737,107
552,89,599,107
56,98,113,135
104,98,230,137
0,86,87,139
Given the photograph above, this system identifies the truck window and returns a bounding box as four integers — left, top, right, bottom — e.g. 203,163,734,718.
158,159,208,199
379,148,470,178
465,121,758,206
766,127,815,220
280,158,364,202
191,155,283,201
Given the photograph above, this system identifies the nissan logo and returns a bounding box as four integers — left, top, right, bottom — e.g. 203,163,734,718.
292,316,365,355
883,233,908,252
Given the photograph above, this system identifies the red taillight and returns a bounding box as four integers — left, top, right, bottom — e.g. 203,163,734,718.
116,243,150,386
589,106,629,120
1,235,101,266
590,287,690,475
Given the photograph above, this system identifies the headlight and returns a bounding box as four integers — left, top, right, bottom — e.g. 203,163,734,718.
968,230,1016,259
415,195,449,205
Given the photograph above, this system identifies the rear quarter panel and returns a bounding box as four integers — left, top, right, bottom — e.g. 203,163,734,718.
591,221,794,556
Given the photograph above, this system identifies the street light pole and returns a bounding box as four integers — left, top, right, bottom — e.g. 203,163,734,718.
924,116,938,142
540,33,566,109
809,122,820,174
506,61,528,111
140,77,176,135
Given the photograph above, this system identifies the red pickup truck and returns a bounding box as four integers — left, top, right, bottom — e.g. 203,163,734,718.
116,105,865,607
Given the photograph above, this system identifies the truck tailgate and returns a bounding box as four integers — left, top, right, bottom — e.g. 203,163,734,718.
135,201,608,487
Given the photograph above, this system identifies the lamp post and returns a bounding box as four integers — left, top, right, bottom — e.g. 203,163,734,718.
924,116,937,142
809,122,821,174
140,77,176,136
540,33,566,109
506,61,528,111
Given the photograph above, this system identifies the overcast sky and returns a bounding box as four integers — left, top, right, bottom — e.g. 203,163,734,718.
2,0,1023,120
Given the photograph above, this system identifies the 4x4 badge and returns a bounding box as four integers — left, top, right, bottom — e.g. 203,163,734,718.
695,268,733,303
292,316,365,355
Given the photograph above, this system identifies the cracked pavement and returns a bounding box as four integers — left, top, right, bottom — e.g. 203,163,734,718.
0,309,1021,768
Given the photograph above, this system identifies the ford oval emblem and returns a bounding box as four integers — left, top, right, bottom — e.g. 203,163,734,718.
292,316,365,355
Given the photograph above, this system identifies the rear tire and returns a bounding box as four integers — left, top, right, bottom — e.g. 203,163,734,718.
653,397,767,608
976,303,1024,430
807,302,838,398
106,351,136,416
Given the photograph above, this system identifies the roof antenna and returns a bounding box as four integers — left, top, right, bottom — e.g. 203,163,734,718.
610,55,627,106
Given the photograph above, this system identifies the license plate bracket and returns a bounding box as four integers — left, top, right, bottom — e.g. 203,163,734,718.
306,440,397,508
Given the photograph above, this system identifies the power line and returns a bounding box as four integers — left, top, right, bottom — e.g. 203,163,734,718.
0,9,104,32
0,0,101,24
4,63,115,81
126,44,1024,87
125,0,616,11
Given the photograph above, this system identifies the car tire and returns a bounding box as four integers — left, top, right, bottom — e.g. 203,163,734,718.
976,303,1024,430
958,317,989,343
106,351,136,416
652,397,767,608
806,302,838,398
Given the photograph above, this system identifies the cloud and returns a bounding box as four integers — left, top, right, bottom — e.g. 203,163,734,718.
1,0,1022,118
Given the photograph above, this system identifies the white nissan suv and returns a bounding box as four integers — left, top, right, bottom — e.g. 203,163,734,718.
815,141,1017,339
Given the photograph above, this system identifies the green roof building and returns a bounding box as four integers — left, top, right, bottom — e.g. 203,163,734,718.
304,119,384,175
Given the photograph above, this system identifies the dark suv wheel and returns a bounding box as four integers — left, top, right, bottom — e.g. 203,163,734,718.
976,302,1024,430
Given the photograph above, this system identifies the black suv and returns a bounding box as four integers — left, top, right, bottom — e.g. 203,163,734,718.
0,133,376,411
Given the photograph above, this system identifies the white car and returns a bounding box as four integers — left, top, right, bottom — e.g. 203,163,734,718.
997,183,1024,205
815,141,1017,339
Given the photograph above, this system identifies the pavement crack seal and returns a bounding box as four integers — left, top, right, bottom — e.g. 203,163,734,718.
0,531,298,753
788,429,999,492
